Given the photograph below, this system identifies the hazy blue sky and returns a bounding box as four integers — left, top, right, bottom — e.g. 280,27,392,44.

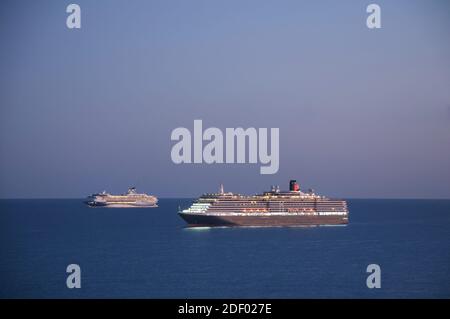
1,0,449,198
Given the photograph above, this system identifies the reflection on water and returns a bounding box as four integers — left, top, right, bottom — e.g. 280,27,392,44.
182,226,212,231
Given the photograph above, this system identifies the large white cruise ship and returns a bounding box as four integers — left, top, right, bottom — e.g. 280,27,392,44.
179,180,348,227
85,187,158,208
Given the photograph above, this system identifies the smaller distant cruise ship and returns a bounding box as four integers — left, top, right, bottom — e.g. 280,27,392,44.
85,187,158,208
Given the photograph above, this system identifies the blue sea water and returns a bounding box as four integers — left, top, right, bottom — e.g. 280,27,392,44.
0,199,449,298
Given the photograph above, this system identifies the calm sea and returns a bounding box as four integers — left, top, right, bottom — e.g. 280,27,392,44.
0,199,449,298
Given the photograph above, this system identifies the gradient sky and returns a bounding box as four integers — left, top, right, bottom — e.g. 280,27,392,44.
0,0,449,198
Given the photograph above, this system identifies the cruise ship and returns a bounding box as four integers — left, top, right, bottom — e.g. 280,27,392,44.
179,180,348,227
85,187,158,208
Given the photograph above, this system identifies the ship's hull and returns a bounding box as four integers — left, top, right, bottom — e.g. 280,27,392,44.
179,212,348,227
86,201,157,208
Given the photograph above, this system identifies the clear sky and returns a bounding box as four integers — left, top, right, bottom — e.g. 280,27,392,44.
0,0,449,198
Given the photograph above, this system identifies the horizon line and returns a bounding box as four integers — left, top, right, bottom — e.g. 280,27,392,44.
1,197,450,200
